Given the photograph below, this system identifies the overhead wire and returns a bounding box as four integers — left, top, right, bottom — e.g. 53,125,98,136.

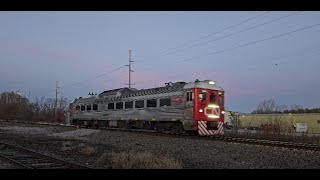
135,11,271,63
136,45,320,86
134,11,301,68
62,65,127,88
53,65,127,100
133,21,320,77
24,12,299,98
34,12,314,97
177,22,320,64
134,24,320,86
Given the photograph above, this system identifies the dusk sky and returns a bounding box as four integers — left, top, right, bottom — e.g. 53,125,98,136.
1,11,320,113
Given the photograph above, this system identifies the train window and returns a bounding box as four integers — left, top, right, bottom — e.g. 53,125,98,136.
147,99,157,107
76,106,80,111
116,102,123,109
186,92,193,101
108,103,115,110
125,101,133,109
81,105,85,111
218,94,223,106
199,90,207,102
87,105,92,111
135,100,144,108
93,104,98,110
186,93,188,101
210,93,216,103
160,98,171,107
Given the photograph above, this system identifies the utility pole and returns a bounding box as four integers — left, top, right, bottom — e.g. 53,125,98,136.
125,50,134,88
5,93,8,104
54,81,60,121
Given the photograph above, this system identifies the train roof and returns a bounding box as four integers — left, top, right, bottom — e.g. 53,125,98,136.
183,80,224,91
99,87,137,97
73,80,223,104
73,82,186,104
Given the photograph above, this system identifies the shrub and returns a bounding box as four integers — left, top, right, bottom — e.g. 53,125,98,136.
79,145,95,156
96,151,182,169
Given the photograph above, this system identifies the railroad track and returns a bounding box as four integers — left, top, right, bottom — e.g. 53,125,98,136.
208,136,320,151
100,127,320,151
1,119,320,152
0,141,91,169
113,128,320,151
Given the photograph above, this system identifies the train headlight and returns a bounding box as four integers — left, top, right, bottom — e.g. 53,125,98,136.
199,109,203,113
221,111,225,114
208,104,219,108
208,115,219,118
209,81,215,85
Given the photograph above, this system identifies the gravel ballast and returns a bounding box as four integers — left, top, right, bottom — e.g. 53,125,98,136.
0,121,320,169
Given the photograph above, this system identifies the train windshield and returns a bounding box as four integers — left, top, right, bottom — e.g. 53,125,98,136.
199,89,206,102
209,92,216,103
218,92,223,106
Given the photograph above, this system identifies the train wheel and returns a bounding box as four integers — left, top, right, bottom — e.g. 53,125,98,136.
155,122,183,134
93,124,99,129
186,130,198,136
172,123,184,134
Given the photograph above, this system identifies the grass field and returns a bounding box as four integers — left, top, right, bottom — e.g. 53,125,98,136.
239,113,320,134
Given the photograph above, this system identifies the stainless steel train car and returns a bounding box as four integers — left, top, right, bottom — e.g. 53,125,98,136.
68,79,225,135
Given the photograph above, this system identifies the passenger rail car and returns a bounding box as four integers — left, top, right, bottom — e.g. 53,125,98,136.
69,79,225,135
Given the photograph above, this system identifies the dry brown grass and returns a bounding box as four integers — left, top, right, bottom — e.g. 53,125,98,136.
78,145,95,156
96,151,182,169
61,143,96,156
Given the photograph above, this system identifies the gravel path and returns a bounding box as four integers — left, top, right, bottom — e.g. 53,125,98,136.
1,121,320,169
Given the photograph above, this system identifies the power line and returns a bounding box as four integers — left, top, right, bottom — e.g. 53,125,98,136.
195,44,320,77
134,21,320,76
60,20,319,91
135,44,320,85
176,22,320,64
36,65,126,99
135,11,271,63
54,65,127,102
132,22,320,87
93,65,126,79
135,11,301,66
177,11,302,53
65,65,126,88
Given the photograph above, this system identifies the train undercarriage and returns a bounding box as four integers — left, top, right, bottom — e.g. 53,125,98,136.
71,119,188,135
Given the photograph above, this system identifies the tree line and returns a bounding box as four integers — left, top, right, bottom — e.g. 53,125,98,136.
0,91,69,123
251,99,320,114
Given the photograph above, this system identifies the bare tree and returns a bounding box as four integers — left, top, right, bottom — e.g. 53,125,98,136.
255,99,278,114
0,91,69,123
290,104,304,111
278,104,288,113
45,98,55,111
58,97,69,111
254,99,286,135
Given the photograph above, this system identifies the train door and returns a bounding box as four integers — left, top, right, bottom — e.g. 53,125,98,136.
183,90,194,131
